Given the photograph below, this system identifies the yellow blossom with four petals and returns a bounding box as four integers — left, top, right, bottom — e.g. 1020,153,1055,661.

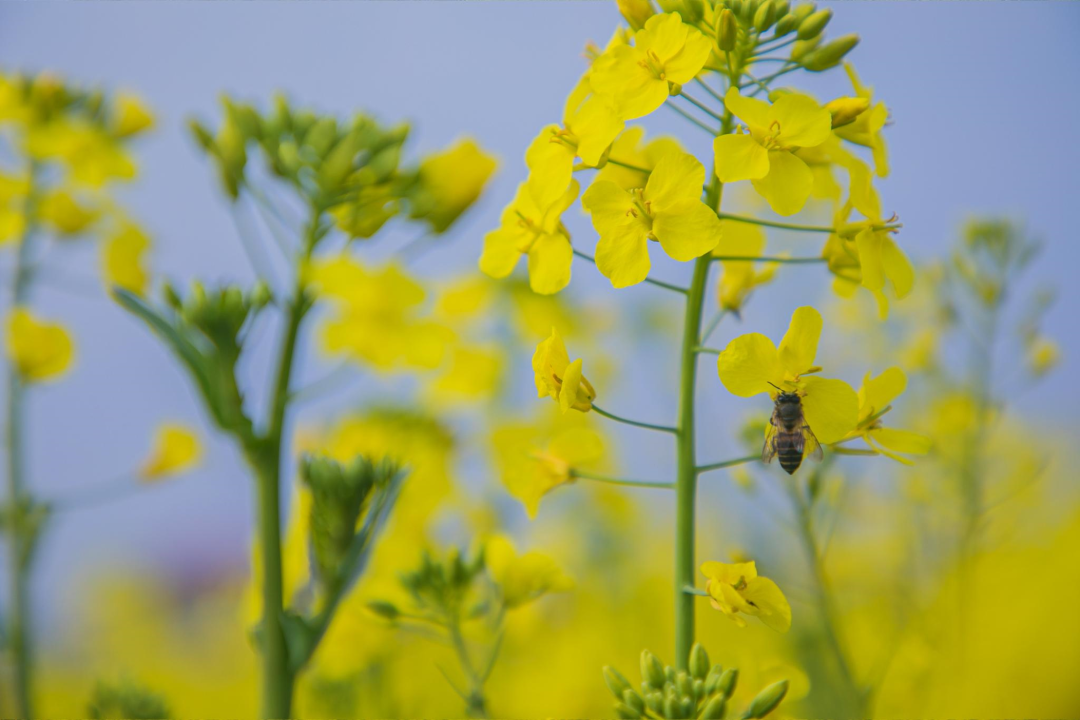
845,367,932,464
701,560,791,632
717,306,858,444
485,534,573,609
532,328,596,413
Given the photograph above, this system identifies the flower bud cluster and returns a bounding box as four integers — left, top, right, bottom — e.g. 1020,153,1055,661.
603,644,788,719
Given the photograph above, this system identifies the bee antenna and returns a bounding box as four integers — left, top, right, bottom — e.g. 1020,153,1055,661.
767,382,783,392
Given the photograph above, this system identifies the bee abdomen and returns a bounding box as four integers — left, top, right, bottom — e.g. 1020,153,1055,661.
777,438,804,474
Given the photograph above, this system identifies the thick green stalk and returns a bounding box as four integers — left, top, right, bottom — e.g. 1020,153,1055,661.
4,170,38,720
250,204,320,718
674,254,714,668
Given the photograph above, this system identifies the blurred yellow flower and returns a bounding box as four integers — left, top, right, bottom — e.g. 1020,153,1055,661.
113,93,155,138
410,138,497,233
485,534,573,609
139,423,202,481
533,327,596,413
846,367,931,464
493,423,604,518
308,255,452,372
428,345,503,405
1026,336,1060,378
479,178,578,295
101,222,152,296
4,307,75,383
28,121,137,187
701,560,791,632
714,89,832,216
36,189,98,235
591,13,712,120
717,306,858,444
582,149,722,288
713,220,780,313
0,171,29,244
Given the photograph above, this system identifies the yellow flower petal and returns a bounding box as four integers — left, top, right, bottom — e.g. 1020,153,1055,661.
701,560,758,584
799,376,858,444
653,201,723,261
582,180,635,237
741,577,792,632
768,93,831,148
527,231,573,295
101,223,152,296
559,358,585,413
645,151,706,213
855,228,885,291
568,95,624,167
713,133,770,183
723,87,771,130
860,366,906,418
751,150,813,216
870,427,932,455
478,226,522,279
717,333,783,397
882,235,914,298
777,306,821,376
5,308,75,383
594,221,652,288
140,424,202,481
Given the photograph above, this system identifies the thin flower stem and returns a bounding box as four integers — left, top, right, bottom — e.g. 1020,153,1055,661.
591,403,678,435
289,361,360,405
571,470,674,490
712,255,826,264
699,309,728,345
230,203,281,286
573,249,687,294
663,101,716,135
682,585,711,597
747,65,800,96
607,157,651,174
715,211,835,234
693,76,726,106
677,91,725,123
752,36,797,56
693,346,722,356
831,447,879,457
696,454,759,475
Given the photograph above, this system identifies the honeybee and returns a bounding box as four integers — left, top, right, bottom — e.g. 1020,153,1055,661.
762,383,822,475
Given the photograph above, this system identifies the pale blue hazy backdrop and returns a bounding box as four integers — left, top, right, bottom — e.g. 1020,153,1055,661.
1,1,1079,631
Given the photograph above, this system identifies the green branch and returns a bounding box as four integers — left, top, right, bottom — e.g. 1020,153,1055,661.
571,469,675,490
697,454,760,475
677,91,725,123
574,249,688,294
591,403,678,435
663,101,717,135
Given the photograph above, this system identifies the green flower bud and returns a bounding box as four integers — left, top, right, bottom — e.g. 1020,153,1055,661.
791,2,815,23
773,0,789,17
668,82,683,97
802,33,859,71
791,36,821,61
366,600,400,620
676,670,693,699
604,666,633,699
187,119,216,153
689,643,710,680
303,116,338,157
797,8,832,39
731,0,745,20
614,701,641,719
663,693,680,719
704,664,724,695
745,680,789,719
641,651,666,689
717,9,738,52
825,95,870,129
753,0,776,32
622,689,646,715
665,665,677,685
718,668,739,698
681,0,706,24
693,679,705,702
248,280,273,311
700,694,727,720
679,696,695,719
162,283,183,312
739,0,758,23
645,691,664,714
773,13,797,37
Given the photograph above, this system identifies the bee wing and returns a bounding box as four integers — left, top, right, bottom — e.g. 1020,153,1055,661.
761,415,779,463
802,423,824,463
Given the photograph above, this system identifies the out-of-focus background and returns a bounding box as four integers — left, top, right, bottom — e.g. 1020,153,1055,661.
2,2,1079,717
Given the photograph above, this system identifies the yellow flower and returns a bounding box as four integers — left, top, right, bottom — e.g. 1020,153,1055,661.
101,222,152,296
113,93,155,138
36,189,98,235
479,178,578,295
845,367,931,464
4,307,75,383
595,126,685,190
485,534,573,609
713,89,832,216
0,172,29,244
28,121,136,187
139,423,202,481
591,12,712,120
713,220,779,313
700,560,791,632
833,63,889,177
717,306,858,444
308,256,452,372
428,345,504,405
533,328,596,413
409,138,497,233
493,423,604,518
582,149,722,288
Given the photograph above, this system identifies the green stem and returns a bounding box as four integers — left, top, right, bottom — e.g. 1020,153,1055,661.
715,212,836,234
663,101,716,135
699,309,727,346
693,76,726,106
448,618,488,718
696,454,759,475
570,470,674,490
677,92,725,123
251,202,321,718
693,346,722,356
606,157,651,175
590,403,678,435
4,165,39,720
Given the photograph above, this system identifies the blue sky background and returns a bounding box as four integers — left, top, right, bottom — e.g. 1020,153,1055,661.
2,1,1079,630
